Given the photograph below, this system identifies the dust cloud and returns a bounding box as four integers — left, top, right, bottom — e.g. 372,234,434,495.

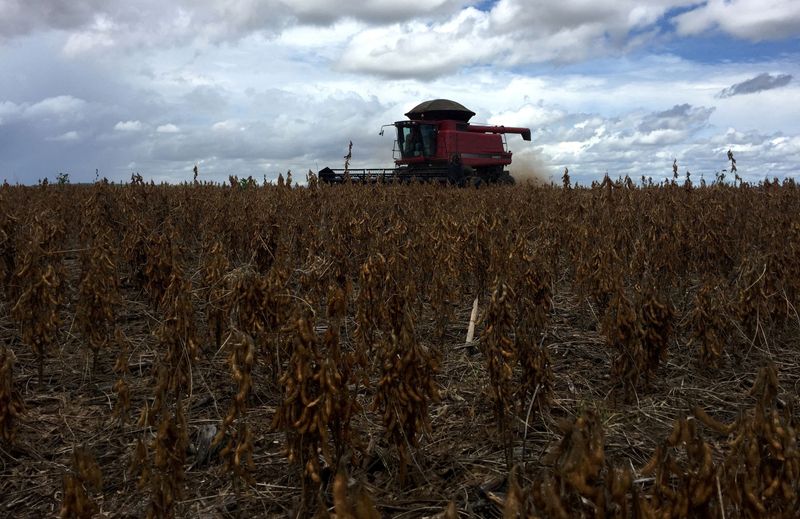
509,150,552,185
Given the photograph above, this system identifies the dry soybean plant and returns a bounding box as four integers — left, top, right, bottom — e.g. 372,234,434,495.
76,227,119,374
638,282,674,387
721,364,799,515
59,446,103,519
320,284,360,467
0,345,23,444
688,278,730,366
111,327,131,424
272,312,330,512
11,215,64,384
482,279,517,469
214,329,256,498
640,415,718,517
201,239,230,350
3,179,800,518
147,402,189,519
373,284,440,485
332,469,381,519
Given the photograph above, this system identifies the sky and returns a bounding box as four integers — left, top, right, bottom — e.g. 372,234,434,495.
0,0,799,185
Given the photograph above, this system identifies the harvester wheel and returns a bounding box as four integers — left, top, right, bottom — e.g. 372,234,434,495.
448,154,466,185
466,176,483,188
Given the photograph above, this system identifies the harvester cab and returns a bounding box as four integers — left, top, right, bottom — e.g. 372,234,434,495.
318,99,531,185
396,121,437,159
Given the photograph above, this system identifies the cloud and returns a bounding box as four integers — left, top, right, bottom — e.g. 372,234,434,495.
62,15,116,57
0,1,279,43
182,86,229,115
337,9,499,79
674,0,800,40
717,73,793,98
521,100,729,180
2,0,796,79
156,124,179,133
25,95,87,118
0,101,21,124
114,120,143,131
489,103,566,128
637,104,715,133
0,96,87,124
287,0,467,25
337,1,701,78
0,0,107,39
47,131,80,142
0,0,468,52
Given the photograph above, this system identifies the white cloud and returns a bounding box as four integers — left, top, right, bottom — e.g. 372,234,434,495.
337,1,703,78
24,95,86,118
62,14,116,56
674,0,800,40
1,0,468,55
0,100,21,124
338,9,500,78
2,0,797,76
47,130,80,142
0,95,87,127
632,128,687,146
156,123,179,133
211,120,239,132
278,19,365,49
489,103,566,128
114,120,143,131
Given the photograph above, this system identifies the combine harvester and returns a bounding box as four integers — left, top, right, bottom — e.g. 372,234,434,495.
319,99,531,186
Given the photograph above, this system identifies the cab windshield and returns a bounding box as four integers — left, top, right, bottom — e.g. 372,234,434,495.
397,123,437,158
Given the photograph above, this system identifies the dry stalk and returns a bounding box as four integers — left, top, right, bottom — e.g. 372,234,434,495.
214,328,256,500
373,285,439,485
0,345,23,444
59,446,103,519
76,227,119,374
483,279,516,469
11,215,63,384
272,312,329,512
111,328,131,424
147,402,189,519
201,239,229,350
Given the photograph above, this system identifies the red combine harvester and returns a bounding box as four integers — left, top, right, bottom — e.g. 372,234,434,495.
318,99,531,186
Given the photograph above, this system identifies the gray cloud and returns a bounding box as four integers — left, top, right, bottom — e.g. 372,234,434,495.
0,0,107,38
288,0,468,26
0,59,396,183
717,73,793,98
638,104,715,132
181,86,230,115
0,0,468,46
3,0,797,81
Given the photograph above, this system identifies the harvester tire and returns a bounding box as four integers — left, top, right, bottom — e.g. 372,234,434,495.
466,176,483,188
